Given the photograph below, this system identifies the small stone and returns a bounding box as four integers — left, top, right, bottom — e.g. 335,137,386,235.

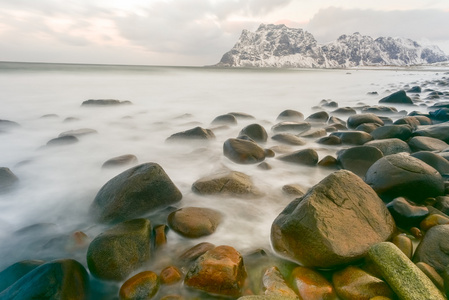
392,234,413,258
419,214,449,231
160,266,182,285
305,111,329,123
379,90,413,104
153,225,168,249
277,149,318,166
211,114,237,125
166,126,215,142
290,266,337,300
317,155,338,168
276,109,304,122
119,271,159,300
262,266,298,298
415,262,444,292
386,197,429,230
316,135,341,145
59,128,97,137
223,138,266,164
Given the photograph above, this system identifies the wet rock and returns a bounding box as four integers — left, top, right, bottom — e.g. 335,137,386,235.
411,151,449,176
258,162,272,170
238,296,295,300
262,266,298,298
0,260,44,292
290,266,337,300
365,153,445,203
392,234,413,258
90,163,182,223
434,196,449,215
119,271,159,300
178,242,216,263
365,138,411,156
321,99,338,108
271,170,395,268
332,266,394,300
337,146,383,177
223,138,266,164
408,136,449,152
276,109,304,122
192,170,262,198
168,207,222,238
271,121,311,133
278,149,318,166
328,115,347,126
0,259,89,299
101,154,138,169
160,266,182,285
298,128,327,138
330,131,373,145
368,242,445,300
419,214,449,231
271,133,306,145
331,107,357,115
347,113,384,129
318,155,338,168
379,90,413,104
282,184,306,197
355,122,381,133
316,135,341,145
0,167,19,192
239,124,268,143
82,99,132,106
414,115,433,125
184,245,246,297
361,105,398,114
228,112,255,120
305,111,329,123
153,224,168,249
394,116,421,129
47,135,79,146
430,108,449,122
87,218,151,281
211,114,237,125
59,128,98,137
166,127,215,141
407,86,422,93
386,197,429,229
370,124,413,140
414,225,449,273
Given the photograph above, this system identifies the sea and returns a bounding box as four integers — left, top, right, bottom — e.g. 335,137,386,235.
0,61,447,297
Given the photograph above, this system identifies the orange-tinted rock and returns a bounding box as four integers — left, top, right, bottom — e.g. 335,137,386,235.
168,207,222,238
262,266,298,298
153,225,167,249
184,245,246,297
290,266,337,300
392,234,413,259
119,271,159,300
420,214,449,231
160,266,182,285
332,266,394,300
410,227,423,239
178,242,215,263
159,295,184,300
416,262,444,291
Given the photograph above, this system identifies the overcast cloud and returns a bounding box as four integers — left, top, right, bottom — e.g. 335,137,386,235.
0,0,448,66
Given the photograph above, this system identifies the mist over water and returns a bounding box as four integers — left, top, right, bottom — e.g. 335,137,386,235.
0,62,445,284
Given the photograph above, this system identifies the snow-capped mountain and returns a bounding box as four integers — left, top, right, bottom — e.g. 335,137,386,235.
217,24,448,68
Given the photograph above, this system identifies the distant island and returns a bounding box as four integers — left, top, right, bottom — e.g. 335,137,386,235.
216,24,449,68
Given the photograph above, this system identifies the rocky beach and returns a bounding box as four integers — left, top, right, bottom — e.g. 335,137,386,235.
1,63,449,299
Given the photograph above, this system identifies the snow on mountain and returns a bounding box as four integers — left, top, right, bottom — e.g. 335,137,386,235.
217,24,448,68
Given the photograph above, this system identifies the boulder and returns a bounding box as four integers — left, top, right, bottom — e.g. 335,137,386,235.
347,113,384,129
414,224,449,273
411,151,449,176
370,124,413,141
386,197,429,229
290,266,337,300
119,271,159,300
408,136,449,152
368,242,445,300
355,123,381,133
0,259,89,299
166,126,215,142
82,99,132,106
228,112,255,120
271,121,311,133
167,207,222,238
276,109,304,122
305,111,329,123
364,153,445,203
379,90,413,104
211,114,237,125
331,107,357,115
278,149,318,166
223,138,266,164
0,260,44,292
271,133,306,146
101,154,138,169
271,170,395,268
178,242,216,263
184,245,246,297
361,105,398,114
87,218,151,281
394,116,421,129
262,266,298,298
90,163,182,223
316,135,341,145
298,128,327,138
407,86,422,93
365,138,411,156
337,146,383,177
239,124,268,143
330,131,373,145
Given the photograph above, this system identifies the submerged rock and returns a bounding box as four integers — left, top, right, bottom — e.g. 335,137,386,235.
81,99,132,106
0,167,19,192
166,126,215,142
278,149,318,166
119,271,159,300
271,133,306,145
223,138,266,164
262,266,298,298
46,135,79,146
276,109,304,122
379,90,413,104
167,207,222,238
101,154,138,169
239,123,268,143
59,128,98,137
0,260,44,293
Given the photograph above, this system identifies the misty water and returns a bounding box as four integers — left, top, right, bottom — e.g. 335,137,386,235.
0,62,446,297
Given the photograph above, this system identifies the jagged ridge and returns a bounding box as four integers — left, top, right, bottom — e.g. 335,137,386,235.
217,24,448,68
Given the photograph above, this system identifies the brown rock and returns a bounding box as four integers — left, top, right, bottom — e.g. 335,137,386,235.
119,271,159,300
347,113,384,129
271,133,306,145
420,214,449,231
392,234,413,259
262,266,298,298
337,145,383,177
276,109,304,122
178,242,216,263
101,154,138,169
290,266,337,300
153,225,167,249
239,124,268,143
331,131,373,145
223,138,266,164
414,224,449,273
271,121,311,133
408,136,449,152
278,149,318,166
415,262,445,291
168,207,222,238
160,266,182,285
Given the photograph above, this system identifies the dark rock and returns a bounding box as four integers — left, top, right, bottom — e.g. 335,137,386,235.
271,170,395,268
278,149,318,166
0,259,89,299
367,91,378,95
305,111,329,123
166,126,215,141
365,138,411,156
409,136,449,152
211,114,237,125
331,107,357,115
412,151,449,176
46,135,79,146
386,197,429,229
271,133,306,145
271,121,311,133
347,113,384,129
413,124,449,143
379,90,413,104
394,116,421,129
101,154,138,169
415,262,445,292
330,131,373,145
239,124,268,143
414,224,449,273
337,146,383,177
82,99,132,106
434,196,449,215
276,109,304,122
371,124,413,141
0,167,19,192
379,116,394,125
355,123,381,133
407,86,422,93
223,138,266,164
40,114,59,118
119,271,159,299
290,266,337,300
179,242,216,263
184,245,246,297
282,184,306,197
228,112,255,120
361,105,398,114
168,207,222,238
430,108,449,122
257,162,272,170
320,99,338,108
87,218,151,281
59,128,98,137
365,153,445,203
90,163,182,223
414,115,433,125
0,260,44,293
316,135,341,145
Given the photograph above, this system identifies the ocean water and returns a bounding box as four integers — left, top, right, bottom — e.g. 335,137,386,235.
0,61,446,295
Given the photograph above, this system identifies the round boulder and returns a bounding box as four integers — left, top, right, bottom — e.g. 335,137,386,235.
347,113,384,129
276,109,304,122
101,154,138,169
414,224,449,273
166,126,215,142
168,207,222,238
239,124,268,143
223,138,266,164
0,167,19,192
211,114,237,126
413,124,449,143
305,111,329,123
278,149,318,166
365,138,411,156
271,133,306,146
370,124,413,141
408,136,449,152
337,146,383,177
330,131,373,145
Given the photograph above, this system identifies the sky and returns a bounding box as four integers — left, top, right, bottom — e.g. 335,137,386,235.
1,0,449,66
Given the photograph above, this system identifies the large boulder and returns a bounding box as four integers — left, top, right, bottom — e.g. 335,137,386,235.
408,136,449,152
223,138,266,164
278,149,318,166
271,170,395,268
239,124,268,143
413,124,449,143
330,131,373,145
370,124,413,141
365,138,411,156
379,90,413,104
412,151,449,176
167,207,223,238
364,153,445,203
337,146,383,177
347,113,384,129
0,260,44,292
414,224,449,273
0,259,89,299
90,163,182,223
87,218,151,281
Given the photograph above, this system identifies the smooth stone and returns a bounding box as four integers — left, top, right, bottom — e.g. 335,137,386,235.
407,86,422,93
166,126,215,141
414,225,449,273
271,121,311,133
0,260,45,292
415,262,445,292
101,154,138,169
328,115,347,126
119,271,159,300
330,131,373,145
282,184,306,197
347,113,384,129
82,99,132,106
178,242,216,263
298,128,327,138
394,116,421,129
368,242,445,300
337,145,383,177
364,153,445,203
370,124,413,141
434,196,449,215
361,105,398,114
413,124,449,143
184,245,246,297
228,112,255,120
392,234,413,258
318,155,338,168
192,170,262,198
321,99,338,108
86,219,151,281
414,115,433,125
419,214,449,231
379,90,413,104
271,133,306,145
365,138,411,156
160,266,182,285
0,259,89,300
276,109,304,122
239,124,268,143
153,224,168,249
46,135,79,146
331,107,356,115
238,296,297,300
332,266,394,300
90,163,182,223
167,207,222,238
0,119,20,129
290,266,337,300
211,114,237,125
316,135,341,145
262,266,298,298
0,167,19,192
271,170,395,268
223,138,266,164
258,162,272,170
386,197,429,229
409,136,449,152
58,128,97,137
277,149,318,166
305,111,329,123
355,122,381,133
411,151,449,176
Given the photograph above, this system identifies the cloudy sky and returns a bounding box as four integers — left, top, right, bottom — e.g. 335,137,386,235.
1,0,448,66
